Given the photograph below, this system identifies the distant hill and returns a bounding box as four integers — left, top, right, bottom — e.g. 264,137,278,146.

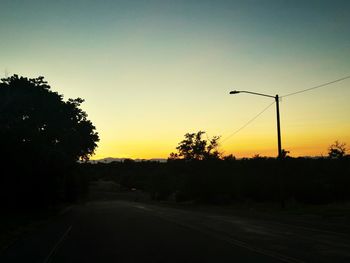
88,157,167,163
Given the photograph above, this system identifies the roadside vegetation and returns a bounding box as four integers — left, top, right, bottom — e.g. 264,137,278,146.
0,75,99,210
0,75,98,250
1,75,349,250
83,132,350,207
82,155,350,205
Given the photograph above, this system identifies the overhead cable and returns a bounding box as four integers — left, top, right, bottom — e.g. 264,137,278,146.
221,101,276,143
282,75,350,98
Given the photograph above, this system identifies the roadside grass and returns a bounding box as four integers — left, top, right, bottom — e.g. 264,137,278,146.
276,202,350,218
89,186,350,223
225,200,350,218
87,186,350,219
153,199,350,221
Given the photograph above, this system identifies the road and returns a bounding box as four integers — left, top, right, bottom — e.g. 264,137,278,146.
1,199,350,263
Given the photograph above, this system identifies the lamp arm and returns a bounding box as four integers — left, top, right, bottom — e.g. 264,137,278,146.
238,90,275,98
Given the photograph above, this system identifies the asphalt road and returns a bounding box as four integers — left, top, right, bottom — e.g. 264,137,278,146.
1,200,350,263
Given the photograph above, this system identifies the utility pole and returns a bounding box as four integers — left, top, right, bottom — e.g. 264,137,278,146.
275,95,282,159
230,90,285,208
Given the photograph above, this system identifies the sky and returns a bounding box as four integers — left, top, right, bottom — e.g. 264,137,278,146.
1,0,349,159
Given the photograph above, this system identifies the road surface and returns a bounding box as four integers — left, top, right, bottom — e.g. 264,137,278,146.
1,200,350,263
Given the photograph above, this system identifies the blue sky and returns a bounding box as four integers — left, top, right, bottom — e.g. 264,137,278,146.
1,0,349,158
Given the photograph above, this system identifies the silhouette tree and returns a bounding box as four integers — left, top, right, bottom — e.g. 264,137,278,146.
281,149,290,159
0,75,99,162
222,154,236,161
168,152,179,161
252,154,262,159
170,131,220,160
328,140,347,159
0,75,99,207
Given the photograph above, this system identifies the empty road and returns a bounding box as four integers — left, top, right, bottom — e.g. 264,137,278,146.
1,200,350,263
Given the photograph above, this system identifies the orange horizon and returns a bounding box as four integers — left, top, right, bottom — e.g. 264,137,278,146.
90,142,347,160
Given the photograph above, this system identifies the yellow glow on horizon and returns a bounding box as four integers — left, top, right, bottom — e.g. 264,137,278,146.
2,1,350,161
91,131,350,160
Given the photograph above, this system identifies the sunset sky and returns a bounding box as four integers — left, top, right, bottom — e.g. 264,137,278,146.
1,0,349,159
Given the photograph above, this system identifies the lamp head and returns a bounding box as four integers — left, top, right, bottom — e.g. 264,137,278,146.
229,90,240,94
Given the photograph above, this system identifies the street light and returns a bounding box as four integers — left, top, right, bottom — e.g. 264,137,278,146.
230,90,285,208
229,90,282,159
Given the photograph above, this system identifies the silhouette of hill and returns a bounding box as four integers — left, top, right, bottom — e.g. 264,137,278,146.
89,157,167,163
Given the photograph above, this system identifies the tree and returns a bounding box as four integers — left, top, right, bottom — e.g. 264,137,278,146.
222,154,236,161
0,75,99,207
0,75,99,162
328,140,347,159
281,149,290,159
252,154,265,160
170,131,221,160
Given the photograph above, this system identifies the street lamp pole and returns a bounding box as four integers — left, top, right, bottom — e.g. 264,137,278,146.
275,94,282,159
229,90,282,159
230,90,285,208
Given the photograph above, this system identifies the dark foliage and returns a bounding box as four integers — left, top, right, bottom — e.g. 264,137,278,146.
78,137,350,206
328,140,347,159
0,75,99,209
81,157,350,205
169,131,220,160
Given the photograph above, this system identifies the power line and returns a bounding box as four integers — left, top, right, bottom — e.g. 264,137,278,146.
220,75,350,145
282,75,350,98
221,101,275,144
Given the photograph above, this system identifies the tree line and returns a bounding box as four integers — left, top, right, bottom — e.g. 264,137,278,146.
83,131,349,205
81,156,350,205
1,75,348,209
0,75,99,209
